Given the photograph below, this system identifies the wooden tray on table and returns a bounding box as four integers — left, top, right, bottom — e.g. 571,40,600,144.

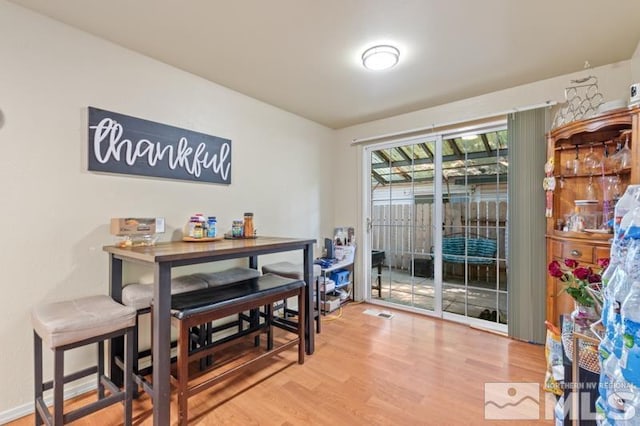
182,236,224,242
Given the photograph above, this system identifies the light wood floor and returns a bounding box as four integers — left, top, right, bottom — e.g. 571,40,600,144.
10,303,552,425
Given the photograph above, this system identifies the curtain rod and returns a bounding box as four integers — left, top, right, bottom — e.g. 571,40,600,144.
350,100,557,146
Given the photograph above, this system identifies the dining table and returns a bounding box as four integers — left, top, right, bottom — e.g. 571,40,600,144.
104,236,316,426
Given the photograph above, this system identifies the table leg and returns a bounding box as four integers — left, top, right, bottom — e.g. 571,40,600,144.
152,262,172,426
108,255,124,386
303,243,315,354
248,255,260,345
249,255,258,270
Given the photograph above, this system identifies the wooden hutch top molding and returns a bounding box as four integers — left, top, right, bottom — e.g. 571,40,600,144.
550,107,634,143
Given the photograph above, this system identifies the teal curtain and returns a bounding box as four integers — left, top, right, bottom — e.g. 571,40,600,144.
507,108,549,344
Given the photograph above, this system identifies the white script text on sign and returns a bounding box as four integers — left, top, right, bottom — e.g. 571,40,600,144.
88,107,231,184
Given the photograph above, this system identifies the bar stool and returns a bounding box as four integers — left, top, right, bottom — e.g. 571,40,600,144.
31,295,136,426
261,261,321,333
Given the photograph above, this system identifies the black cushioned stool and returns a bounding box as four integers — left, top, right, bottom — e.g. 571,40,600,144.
31,295,136,426
261,262,321,333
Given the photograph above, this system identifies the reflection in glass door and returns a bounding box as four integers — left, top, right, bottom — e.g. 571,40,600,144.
366,126,508,330
439,129,508,329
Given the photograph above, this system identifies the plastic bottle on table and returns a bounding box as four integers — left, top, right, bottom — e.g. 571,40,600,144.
621,281,640,386
606,268,626,335
596,397,610,424
207,216,217,238
602,266,621,331
602,262,618,288
612,212,636,274
600,336,618,405
624,210,640,279
605,369,640,425
612,269,632,359
614,185,640,237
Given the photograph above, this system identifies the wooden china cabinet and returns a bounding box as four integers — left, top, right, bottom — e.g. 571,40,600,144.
545,107,640,326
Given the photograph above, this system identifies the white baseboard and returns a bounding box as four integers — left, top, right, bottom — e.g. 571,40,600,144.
0,380,95,424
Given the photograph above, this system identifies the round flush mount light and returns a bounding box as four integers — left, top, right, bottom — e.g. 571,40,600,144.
362,45,400,71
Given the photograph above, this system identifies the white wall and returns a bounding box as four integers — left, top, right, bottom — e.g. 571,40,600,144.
632,40,640,83
0,1,334,418
334,60,633,299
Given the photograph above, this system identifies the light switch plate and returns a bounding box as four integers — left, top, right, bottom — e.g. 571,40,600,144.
155,217,165,233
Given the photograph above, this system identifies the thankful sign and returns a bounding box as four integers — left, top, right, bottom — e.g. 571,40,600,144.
88,107,231,184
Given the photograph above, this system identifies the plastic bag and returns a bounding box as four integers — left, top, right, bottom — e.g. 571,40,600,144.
544,321,564,396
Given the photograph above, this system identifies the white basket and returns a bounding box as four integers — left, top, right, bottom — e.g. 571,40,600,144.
560,317,600,374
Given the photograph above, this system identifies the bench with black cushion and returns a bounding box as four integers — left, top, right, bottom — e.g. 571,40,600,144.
117,267,261,389
169,273,305,426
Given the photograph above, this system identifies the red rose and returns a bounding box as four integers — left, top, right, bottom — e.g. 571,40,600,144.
548,260,564,278
597,258,610,269
588,273,602,283
574,267,590,280
565,259,579,269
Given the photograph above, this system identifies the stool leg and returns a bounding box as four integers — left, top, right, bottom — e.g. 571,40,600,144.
315,277,321,334
177,320,189,426
250,308,260,347
131,314,140,392
297,288,305,365
237,312,243,334
124,328,134,426
97,340,105,399
53,349,64,426
205,321,214,367
33,331,44,426
149,310,153,372
196,325,208,370
266,303,273,351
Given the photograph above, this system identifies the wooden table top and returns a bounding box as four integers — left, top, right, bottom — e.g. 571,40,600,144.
103,236,316,263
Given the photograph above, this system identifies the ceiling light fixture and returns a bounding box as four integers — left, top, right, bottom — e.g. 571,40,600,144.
362,45,400,71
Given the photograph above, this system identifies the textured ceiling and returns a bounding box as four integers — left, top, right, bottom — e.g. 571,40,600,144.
9,0,640,128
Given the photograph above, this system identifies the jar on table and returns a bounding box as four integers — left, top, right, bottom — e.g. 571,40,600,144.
243,212,254,238
187,216,200,238
207,216,217,238
232,220,244,238
193,221,204,239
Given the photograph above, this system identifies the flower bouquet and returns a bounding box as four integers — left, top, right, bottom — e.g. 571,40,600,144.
547,257,609,325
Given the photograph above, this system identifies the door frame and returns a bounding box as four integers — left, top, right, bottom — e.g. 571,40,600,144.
362,133,444,318
361,121,508,332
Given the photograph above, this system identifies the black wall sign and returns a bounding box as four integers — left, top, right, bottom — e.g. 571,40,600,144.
88,107,231,184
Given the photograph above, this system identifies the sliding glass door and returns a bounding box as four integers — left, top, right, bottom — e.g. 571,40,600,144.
365,125,508,330
368,137,441,314
439,129,508,329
